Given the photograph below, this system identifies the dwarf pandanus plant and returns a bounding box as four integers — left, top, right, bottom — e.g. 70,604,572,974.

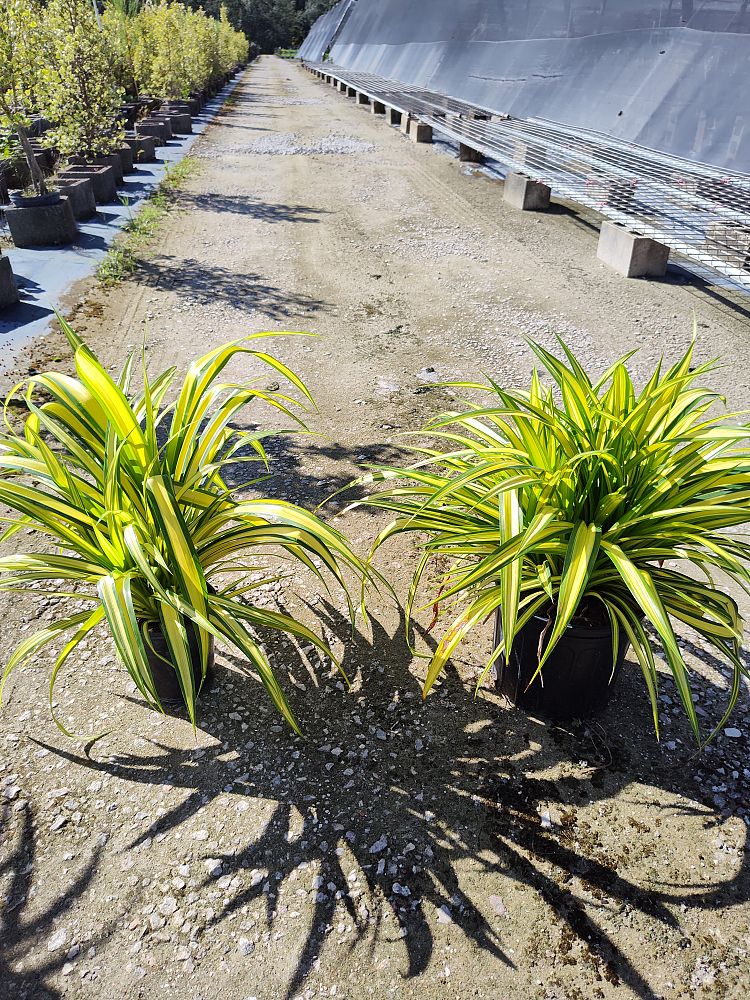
0,320,370,735
360,338,750,744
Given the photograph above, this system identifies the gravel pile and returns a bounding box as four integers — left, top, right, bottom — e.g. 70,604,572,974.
201,133,376,157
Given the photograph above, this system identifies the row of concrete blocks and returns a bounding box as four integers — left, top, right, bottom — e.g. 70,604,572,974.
310,67,670,280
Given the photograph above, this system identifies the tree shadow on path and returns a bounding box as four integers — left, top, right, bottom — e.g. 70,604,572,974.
131,255,328,319
34,601,749,1000
178,191,328,224
0,803,106,1000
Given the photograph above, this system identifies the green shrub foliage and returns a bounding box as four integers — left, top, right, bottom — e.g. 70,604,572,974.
1,0,249,170
0,0,49,192
39,0,125,159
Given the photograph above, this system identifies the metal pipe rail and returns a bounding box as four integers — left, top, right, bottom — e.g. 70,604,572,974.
305,62,750,292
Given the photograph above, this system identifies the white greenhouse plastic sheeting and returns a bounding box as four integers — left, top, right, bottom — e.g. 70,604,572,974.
300,0,750,172
297,0,356,61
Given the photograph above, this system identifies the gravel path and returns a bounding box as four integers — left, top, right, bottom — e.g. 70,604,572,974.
1,57,749,1000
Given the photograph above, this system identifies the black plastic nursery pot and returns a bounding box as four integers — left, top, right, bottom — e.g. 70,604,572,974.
142,624,215,708
495,609,630,720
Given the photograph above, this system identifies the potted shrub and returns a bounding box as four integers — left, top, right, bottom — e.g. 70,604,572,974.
0,0,48,198
361,338,750,744
0,321,371,734
39,0,126,180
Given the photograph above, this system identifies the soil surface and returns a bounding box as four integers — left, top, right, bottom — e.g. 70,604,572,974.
1,57,749,1000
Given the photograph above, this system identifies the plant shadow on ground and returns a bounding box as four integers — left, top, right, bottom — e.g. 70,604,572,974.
0,804,107,1000
177,191,328,224
36,600,749,1000
221,431,415,513
130,254,328,319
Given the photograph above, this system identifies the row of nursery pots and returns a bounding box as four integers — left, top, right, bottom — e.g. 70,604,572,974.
0,68,243,262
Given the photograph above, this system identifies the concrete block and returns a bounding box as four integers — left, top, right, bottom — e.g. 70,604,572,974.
56,176,96,220
503,172,551,211
5,195,77,248
94,152,124,184
459,142,484,163
356,92,370,106
704,221,750,271
27,141,55,170
164,112,192,134
410,122,433,144
596,221,670,278
387,107,402,126
70,152,123,184
148,116,174,140
59,165,118,204
116,143,135,174
0,254,19,308
400,115,411,136
371,101,386,116
586,174,637,208
136,120,168,145
123,135,157,164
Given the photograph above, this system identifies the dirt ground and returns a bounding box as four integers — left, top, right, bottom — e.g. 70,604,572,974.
1,57,749,1000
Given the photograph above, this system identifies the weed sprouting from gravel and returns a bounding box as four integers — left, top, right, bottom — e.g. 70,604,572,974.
97,157,201,287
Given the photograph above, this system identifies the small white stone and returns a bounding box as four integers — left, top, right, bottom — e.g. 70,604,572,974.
369,836,388,854
47,928,69,952
204,858,222,878
159,896,178,916
238,937,254,956
192,829,210,841
724,728,742,739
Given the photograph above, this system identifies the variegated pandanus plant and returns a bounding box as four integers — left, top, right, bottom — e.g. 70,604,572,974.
361,337,750,744
0,320,369,735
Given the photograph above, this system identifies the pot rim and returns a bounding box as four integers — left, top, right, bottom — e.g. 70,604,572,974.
9,190,61,207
